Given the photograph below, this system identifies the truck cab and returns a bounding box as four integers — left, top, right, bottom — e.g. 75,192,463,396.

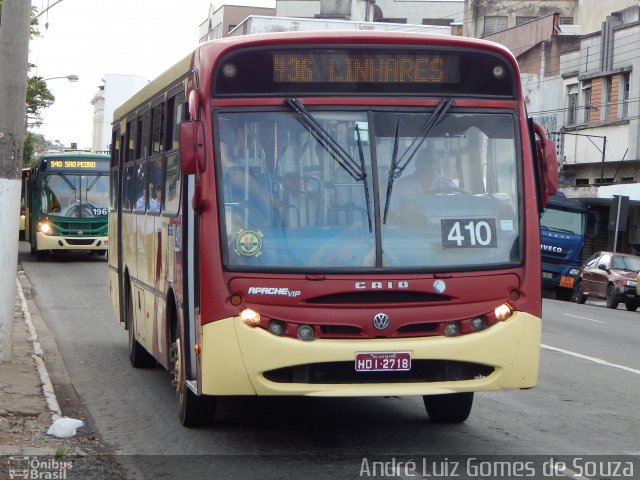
540,193,588,301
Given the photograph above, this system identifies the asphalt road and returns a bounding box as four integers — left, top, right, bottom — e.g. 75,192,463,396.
18,241,640,478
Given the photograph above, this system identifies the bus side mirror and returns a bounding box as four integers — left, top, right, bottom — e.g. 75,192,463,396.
532,122,558,207
179,120,205,175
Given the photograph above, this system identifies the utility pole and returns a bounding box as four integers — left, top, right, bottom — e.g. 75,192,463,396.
0,0,31,362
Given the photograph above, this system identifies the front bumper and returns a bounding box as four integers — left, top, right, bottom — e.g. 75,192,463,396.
200,311,541,397
36,232,107,252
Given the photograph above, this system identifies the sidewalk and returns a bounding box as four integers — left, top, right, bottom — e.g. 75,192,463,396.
0,265,129,479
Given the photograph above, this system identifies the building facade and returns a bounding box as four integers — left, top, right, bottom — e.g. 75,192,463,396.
199,4,276,41
90,74,148,154
558,6,640,191
276,0,464,25
463,0,577,38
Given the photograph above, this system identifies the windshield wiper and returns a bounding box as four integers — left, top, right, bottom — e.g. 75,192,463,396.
382,98,454,223
355,123,372,232
285,98,365,182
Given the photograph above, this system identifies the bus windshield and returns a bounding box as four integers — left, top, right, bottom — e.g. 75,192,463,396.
40,173,109,218
219,106,519,271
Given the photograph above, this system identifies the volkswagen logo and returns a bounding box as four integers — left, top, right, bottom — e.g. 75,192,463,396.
373,313,389,330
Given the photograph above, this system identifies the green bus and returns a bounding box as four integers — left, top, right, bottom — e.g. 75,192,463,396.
24,151,110,260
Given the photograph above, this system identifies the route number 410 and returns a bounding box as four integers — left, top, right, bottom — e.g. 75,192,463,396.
441,218,497,248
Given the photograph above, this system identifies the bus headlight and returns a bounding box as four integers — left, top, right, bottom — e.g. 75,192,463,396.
494,303,513,321
38,221,53,235
569,268,580,276
240,308,260,327
444,321,460,337
297,325,315,341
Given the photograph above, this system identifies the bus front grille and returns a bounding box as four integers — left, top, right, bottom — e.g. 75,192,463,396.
263,360,493,384
65,238,95,246
307,291,449,304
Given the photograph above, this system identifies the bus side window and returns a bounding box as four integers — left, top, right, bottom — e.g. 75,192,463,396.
148,158,163,213
134,162,148,212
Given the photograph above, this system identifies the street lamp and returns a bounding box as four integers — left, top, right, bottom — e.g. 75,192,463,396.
44,74,79,82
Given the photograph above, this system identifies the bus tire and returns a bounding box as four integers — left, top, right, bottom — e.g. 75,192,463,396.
170,333,216,427
126,290,155,368
423,392,473,423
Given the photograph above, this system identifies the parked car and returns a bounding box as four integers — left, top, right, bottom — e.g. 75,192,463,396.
573,251,640,310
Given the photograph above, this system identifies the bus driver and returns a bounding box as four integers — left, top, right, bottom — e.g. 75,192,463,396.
388,147,458,225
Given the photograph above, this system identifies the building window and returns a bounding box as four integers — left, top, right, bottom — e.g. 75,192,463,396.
483,16,507,35
604,77,612,121
377,18,407,23
213,22,222,39
594,177,614,185
559,17,573,25
423,18,453,26
516,16,538,25
582,82,592,123
575,178,589,186
622,73,630,118
566,84,578,126
621,177,634,183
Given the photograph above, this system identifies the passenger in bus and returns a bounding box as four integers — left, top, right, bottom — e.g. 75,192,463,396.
149,184,162,213
136,190,147,210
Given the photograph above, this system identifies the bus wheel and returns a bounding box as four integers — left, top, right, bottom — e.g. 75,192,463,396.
625,303,638,312
423,392,473,423
126,291,155,368
170,334,216,427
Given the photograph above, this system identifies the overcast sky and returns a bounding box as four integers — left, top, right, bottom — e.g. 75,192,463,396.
29,0,275,149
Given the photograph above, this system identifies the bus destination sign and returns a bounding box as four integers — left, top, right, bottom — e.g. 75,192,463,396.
49,160,98,169
273,52,460,84
44,158,109,172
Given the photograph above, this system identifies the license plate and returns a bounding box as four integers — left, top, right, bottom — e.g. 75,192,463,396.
355,352,411,372
559,276,574,288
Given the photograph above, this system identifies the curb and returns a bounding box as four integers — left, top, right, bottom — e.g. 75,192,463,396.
15,277,62,421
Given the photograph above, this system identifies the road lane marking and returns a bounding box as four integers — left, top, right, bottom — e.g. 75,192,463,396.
563,313,605,323
542,344,640,375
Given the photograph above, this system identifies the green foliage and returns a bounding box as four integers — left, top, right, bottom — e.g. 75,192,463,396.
26,76,55,121
23,132,46,168
21,4,56,165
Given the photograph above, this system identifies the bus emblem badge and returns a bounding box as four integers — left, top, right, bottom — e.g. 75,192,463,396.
433,280,446,294
373,313,389,330
235,229,263,257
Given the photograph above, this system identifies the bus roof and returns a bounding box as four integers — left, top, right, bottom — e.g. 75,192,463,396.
112,30,519,124
38,152,110,159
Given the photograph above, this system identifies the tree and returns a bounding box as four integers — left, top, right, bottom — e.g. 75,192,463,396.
1,0,55,167
24,75,54,166
0,0,31,362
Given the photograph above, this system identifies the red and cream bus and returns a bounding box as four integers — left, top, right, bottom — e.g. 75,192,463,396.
109,31,557,426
